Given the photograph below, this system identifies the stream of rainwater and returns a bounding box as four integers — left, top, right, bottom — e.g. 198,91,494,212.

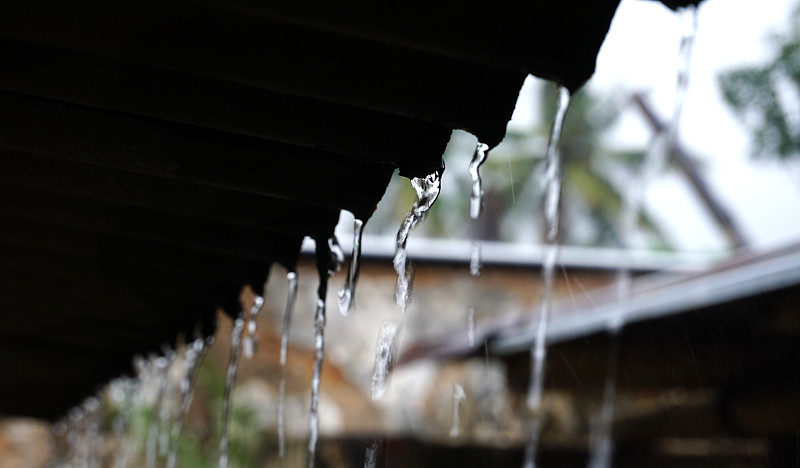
307,237,339,468
219,314,246,468
167,335,214,468
278,270,299,460
364,169,443,465
523,84,572,468
586,6,698,468
470,142,490,276
338,218,365,316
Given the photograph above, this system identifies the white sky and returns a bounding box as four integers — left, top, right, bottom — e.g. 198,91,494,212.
511,0,800,252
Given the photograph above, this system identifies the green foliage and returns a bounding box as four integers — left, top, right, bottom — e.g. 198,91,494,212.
719,4,800,160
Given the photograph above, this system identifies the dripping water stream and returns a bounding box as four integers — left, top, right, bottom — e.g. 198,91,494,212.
167,335,214,468
243,295,266,358
219,313,246,468
393,170,443,312
146,354,171,468
523,85,571,468
587,7,698,468
469,142,490,276
308,238,338,468
364,169,443,465
279,270,299,460
338,218,365,316
449,383,467,438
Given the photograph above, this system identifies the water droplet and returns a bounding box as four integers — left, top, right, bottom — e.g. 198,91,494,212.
370,321,401,400
243,295,265,359
449,383,466,437
467,306,476,347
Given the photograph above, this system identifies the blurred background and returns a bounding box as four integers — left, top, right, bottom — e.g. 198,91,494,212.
2,0,800,466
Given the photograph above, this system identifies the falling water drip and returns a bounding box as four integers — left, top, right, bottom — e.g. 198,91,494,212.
219,313,246,468
279,270,299,459
370,321,401,400
469,142,489,220
83,397,101,468
587,9,698,468
393,169,442,312
243,295,266,358
147,354,171,468
110,378,134,468
67,407,85,468
308,239,335,468
449,383,467,437
328,235,346,271
363,440,382,468
671,5,698,145
338,218,365,316
587,340,621,468
167,335,214,468
158,348,178,459
523,85,571,468
469,142,490,276
467,306,476,347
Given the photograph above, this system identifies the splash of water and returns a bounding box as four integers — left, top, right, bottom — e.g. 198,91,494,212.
219,314,246,468
308,239,335,468
279,270,299,459
338,218,365,316
167,335,214,468
449,383,467,437
587,9,698,468
393,169,442,312
523,85,571,468
370,321,401,400
243,295,266,359
469,143,490,276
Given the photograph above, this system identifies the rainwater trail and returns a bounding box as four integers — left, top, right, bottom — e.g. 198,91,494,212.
587,8,698,468
469,142,489,276
147,354,171,468
523,85,571,468
110,379,134,468
393,169,443,312
279,270,299,460
158,348,178,460
338,218,365,316
308,239,336,468
468,306,476,347
449,383,467,437
370,321,401,400
243,295,266,358
219,313,246,468
364,439,382,468
167,335,214,468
